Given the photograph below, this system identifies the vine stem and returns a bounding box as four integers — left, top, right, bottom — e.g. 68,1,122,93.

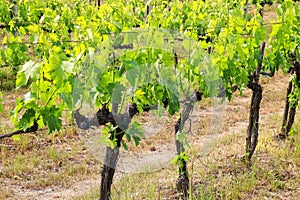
246,42,265,160
175,90,202,199
0,123,74,140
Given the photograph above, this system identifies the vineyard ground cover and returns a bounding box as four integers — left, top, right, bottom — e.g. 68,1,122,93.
1,72,300,199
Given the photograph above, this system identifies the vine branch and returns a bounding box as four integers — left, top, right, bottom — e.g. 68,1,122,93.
0,122,73,140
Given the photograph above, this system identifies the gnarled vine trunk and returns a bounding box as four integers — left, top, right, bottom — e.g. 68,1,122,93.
281,76,293,139
99,104,138,200
280,59,300,139
100,147,119,200
246,42,265,160
100,128,123,200
246,82,262,159
175,91,201,199
74,103,138,200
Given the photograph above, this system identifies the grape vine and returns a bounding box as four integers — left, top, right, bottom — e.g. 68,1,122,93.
1,0,300,199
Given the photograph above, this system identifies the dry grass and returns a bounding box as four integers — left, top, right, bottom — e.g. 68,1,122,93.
0,127,102,199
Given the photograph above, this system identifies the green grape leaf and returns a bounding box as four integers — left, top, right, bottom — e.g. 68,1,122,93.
122,140,129,151
101,125,118,149
46,115,62,133
62,61,75,74
126,122,145,147
254,26,267,44
26,24,39,33
112,82,126,104
41,106,62,133
170,155,180,165
17,108,36,131
126,63,140,87
125,133,131,142
132,136,141,146
16,61,40,88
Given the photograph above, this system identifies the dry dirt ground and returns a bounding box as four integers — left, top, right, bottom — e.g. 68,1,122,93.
1,71,300,200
